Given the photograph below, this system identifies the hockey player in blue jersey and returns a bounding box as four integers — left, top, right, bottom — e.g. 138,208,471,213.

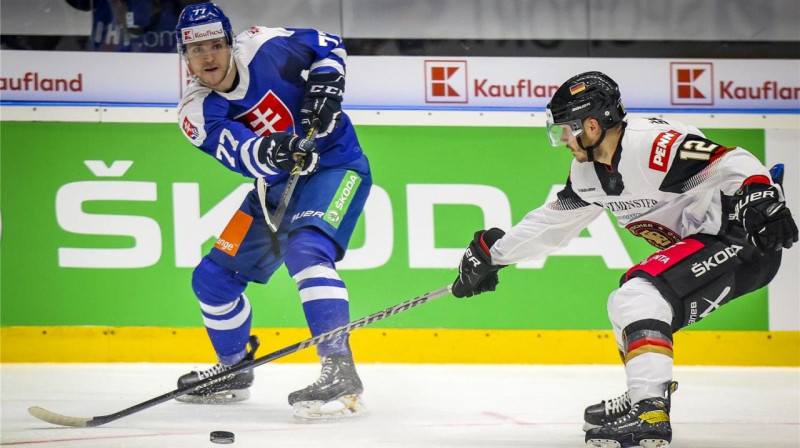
173,3,371,420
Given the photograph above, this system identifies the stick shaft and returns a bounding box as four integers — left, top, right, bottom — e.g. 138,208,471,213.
266,123,319,232
29,284,452,427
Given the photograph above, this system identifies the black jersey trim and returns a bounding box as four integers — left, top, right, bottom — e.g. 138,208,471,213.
659,134,730,194
552,179,594,211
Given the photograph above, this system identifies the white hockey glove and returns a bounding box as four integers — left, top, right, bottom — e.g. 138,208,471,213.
257,132,319,175
735,179,798,251
452,228,507,298
301,73,344,138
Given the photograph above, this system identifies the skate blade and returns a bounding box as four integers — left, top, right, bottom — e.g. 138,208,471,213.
292,395,367,422
582,422,602,432
586,439,669,448
175,388,250,404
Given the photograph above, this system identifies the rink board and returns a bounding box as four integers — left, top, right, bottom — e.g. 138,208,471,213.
1,111,798,365
1,326,798,366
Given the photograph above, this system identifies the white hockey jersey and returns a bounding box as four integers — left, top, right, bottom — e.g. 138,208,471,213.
491,117,772,265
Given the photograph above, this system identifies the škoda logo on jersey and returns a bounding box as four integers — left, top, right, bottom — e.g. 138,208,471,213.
649,130,681,172
235,91,293,136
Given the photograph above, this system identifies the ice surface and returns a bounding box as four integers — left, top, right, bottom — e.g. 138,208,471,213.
2,363,798,447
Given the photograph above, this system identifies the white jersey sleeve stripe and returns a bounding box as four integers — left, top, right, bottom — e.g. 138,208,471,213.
309,59,345,75
240,136,280,178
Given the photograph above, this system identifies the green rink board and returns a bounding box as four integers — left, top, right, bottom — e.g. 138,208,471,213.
0,122,767,330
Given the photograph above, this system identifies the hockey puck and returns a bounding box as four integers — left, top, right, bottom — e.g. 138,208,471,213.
210,431,235,444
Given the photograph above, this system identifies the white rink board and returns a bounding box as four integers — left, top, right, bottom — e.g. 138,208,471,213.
1,51,799,110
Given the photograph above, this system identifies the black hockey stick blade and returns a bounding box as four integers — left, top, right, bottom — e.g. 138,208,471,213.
266,121,319,232
28,284,453,427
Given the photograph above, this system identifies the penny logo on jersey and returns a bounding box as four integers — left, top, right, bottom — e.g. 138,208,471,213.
235,90,294,135
649,130,681,172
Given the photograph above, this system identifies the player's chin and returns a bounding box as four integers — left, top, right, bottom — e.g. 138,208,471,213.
199,72,222,87
570,148,586,162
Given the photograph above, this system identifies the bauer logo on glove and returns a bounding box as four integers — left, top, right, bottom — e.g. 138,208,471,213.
452,228,507,298
734,178,799,251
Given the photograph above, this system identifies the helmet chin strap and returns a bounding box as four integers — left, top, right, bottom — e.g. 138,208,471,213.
223,49,235,81
577,127,607,162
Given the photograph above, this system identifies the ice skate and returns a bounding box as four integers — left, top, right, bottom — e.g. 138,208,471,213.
175,335,260,404
288,353,366,421
585,397,672,448
584,381,677,431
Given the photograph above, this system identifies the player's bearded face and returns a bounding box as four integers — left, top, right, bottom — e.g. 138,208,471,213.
566,119,600,163
562,122,588,162
186,39,233,89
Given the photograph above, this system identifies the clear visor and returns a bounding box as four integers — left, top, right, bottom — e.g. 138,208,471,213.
183,38,230,59
546,118,584,147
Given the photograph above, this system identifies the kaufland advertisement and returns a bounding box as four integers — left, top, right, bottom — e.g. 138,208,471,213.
1,50,798,110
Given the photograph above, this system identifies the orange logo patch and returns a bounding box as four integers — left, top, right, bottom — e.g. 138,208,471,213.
215,210,253,256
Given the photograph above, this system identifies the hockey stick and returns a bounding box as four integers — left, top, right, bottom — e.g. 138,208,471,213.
28,284,453,428
258,121,320,233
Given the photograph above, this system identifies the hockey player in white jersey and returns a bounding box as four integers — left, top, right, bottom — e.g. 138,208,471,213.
172,3,370,420
452,71,798,448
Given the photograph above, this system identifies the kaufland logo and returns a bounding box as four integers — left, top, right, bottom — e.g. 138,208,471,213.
425,60,468,103
670,62,714,106
182,23,225,43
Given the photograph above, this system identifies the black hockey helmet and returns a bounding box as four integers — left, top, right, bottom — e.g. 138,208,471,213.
545,71,626,147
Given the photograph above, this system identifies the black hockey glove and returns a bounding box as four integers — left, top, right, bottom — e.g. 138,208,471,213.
735,180,798,251
452,228,507,298
301,72,344,138
257,132,319,175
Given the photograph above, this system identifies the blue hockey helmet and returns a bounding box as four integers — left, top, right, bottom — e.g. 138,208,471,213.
175,2,233,56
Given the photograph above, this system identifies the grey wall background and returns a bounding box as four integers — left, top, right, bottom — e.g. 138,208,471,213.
2,0,799,41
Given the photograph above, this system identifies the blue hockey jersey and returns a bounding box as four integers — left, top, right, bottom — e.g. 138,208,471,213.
177,26,362,185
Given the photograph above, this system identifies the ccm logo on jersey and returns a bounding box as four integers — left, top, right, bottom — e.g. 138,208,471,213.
690,245,743,277
649,131,681,172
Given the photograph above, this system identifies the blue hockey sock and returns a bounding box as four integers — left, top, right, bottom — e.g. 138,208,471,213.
192,257,253,365
285,228,352,357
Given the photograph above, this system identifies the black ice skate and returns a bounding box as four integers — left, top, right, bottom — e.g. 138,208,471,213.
583,381,677,431
288,353,366,421
175,335,260,404
585,397,672,448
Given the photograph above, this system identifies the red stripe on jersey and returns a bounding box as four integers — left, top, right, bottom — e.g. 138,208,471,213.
709,145,733,163
625,237,705,280
627,336,673,352
648,131,681,172
742,175,771,186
